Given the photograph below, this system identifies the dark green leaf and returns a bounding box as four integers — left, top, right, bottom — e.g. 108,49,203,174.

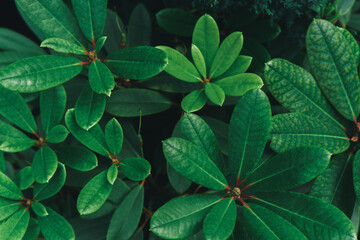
0,120,34,153
242,37,270,72
32,146,58,183
0,208,29,240
0,51,40,70
95,36,107,53
181,89,207,113
205,83,225,106
191,44,207,79
167,162,192,194
214,73,263,96
337,27,360,64
56,145,98,171
0,151,4,172
353,151,360,206
22,218,40,240
31,202,48,217
0,28,44,54
13,166,34,190
46,125,69,143
119,157,151,181
127,4,151,47
0,197,21,221
39,208,75,240
89,60,115,97
156,9,197,37
242,20,281,43
105,118,123,155
107,165,118,185
40,38,86,55
103,10,125,52
0,168,23,200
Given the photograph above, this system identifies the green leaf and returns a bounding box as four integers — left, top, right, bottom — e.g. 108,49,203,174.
192,14,219,70
167,162,192,194
0,208,30,240
103,10,125,52
0,151,4,172
71,0,107,42
215,55,252,79
150,194,221,239
203,198,237,240
353,151,360,206
205,83,225,106
163,137,228,190
156,46,201,83
156,9,197,37
191,44,207,79
0,120,34,153
0,85,37,133
107,165,118,185
242,20,281,43
77,170,113,215
106,89,172,117
228,89,271,180
107,185,144,240
306,19,360,121
242,37,270,72
39,208,75,240
127,3,151,47
214,73,263,96
270,112,350,154
106,46,168,79
32,146,58,184
75,85,106,130
56,145,98,172
13,166,34,190
245,147,330,192
337,27,360,64
0,169,22,200
240,203,307,239
209,32,243,78
23,218,40,240
181,89,207,113
0,51,39,70
0,197,21,221
119,157,151,181
336,0,355,15
0,55,82,92
46,125,69,143
31,202,48,217
105,118,123,155
40,38,86,55
65,109,109,156
253,192,357,239
0,28,45,54
95,36,107,53
15,0,86,46
33,163,66,201
40,85,67,133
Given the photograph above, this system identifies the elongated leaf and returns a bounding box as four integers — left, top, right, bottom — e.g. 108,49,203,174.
0,208,29,240
337,27,360,64
253,192,357,239
215,55,252,79
23,218,40,240
71,0,107,42
240,203,307,239
167,162,192,194
242,37,270,72
39,208,75,240
65,109,109,156
77,170,113,215
105,118,123,155
306,19,360,121
57,145,98,171
0,55,82,92
245,147,330,192
0,197,21,221
156,9,197,37
0,120,34,153
0,85,37,133
95,36,107,53
119,157,151,181
13,166,34,190
181,89,207,113
106,46,167,79
191,44,206,78
103,10,125,52
107,165,118,185
192,14,219,70
127,3,151,47
89,60,115,96
40,38,86,55
32,202,48,217
163,137,228,190
0,28,44,54
75,85,106,130
40,85,66,133
270,112,349,154
32,146,58,183
150,194,221,239
107,185,144,240
209,32,243,78
33,163,66,201
264,58,346,129
0,51,39,69
214,73,263,96
46,125,69,143
203,198,236,240
229,89,271,180
106,89,172,117
15,0,86,45
205,83,225,106
353,151,360,206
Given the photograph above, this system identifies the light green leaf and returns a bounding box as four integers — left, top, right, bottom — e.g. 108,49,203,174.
13,166,34,190
32,146,58,183
95,36,107,53
31,202,48,217
181,89,207,113
337,27,360,64
0,55,82,92
127,3,151,47
107,165,118,185
0,28,45,54
205,83,225,106
40,38,86,55
56,145,98,172
119,157,151,181
0,120,34,153
215,55,252,79
0,208,30,240
0,197,21,221
46,125,69,143
39,208,75,240
105,118,123,155
156,8,197,37
191,44,207,79
214,73,263,96
306,19,360,121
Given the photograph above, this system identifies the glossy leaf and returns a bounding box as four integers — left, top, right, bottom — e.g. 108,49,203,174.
107,185,144,240
77,170,113,215
22,218,40,240
306,19,360,121
0,51,38,70
0,120,34,153
0,208,29,240
107,165,118,185
209,32,243,78
89,60,114,96
75,85,106,130
228,89,271,179
270,112,349,154
337,27,360,64
95,36,107,53
156,9,197,37
106,46,167,79
0,28,44,54
32,146,58,183
39,208,75,240
40,38,86,55
0,55,82,92
119,157,151,181
40,85,67,133
46,125,69,143
204,83,225,106
33,163,66,201
150,194,221,239
215,55,252,79
214,73,263,96
13,166,34,190
0,85,37,133
353,151,360,205
0,170,22,200
0,197,21,221
163,137,228,190
192,14,219,70
191,44,207,78
65,109,109,156
181,89,207,113
127,3,151,47
31,202,48,217
56,145,98,171
203,198,236,240
105,118,123,155
106,89,172,117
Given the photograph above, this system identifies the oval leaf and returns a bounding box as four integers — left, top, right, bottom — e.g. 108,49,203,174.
0,208,29,240
0,197,21,221
40,38,86,55
156,9,197,37
39,208,75,240
89,60,115,97
204,83,225,106
105,118,123,155
13,166,34,190
191,44,206,79
31,202,48,217
214,73,263,96
119,157,151,181
107,165,118,185
56,145,98,172
32,146,58,183
0,120,34,153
